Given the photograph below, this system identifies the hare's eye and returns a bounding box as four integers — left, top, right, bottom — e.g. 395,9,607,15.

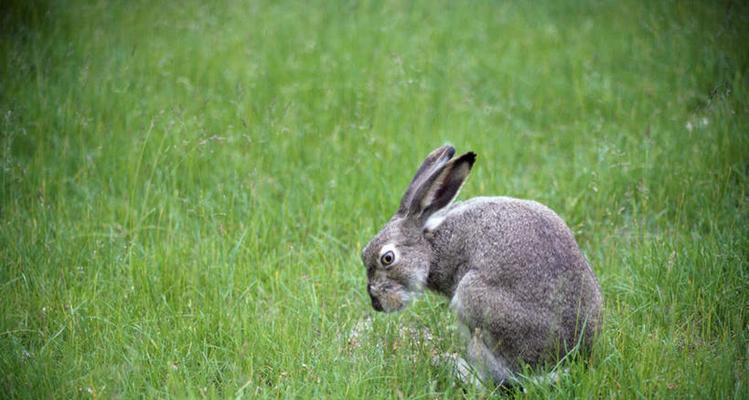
380,250,395,266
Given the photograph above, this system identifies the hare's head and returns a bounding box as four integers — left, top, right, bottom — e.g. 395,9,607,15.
361,145,475,312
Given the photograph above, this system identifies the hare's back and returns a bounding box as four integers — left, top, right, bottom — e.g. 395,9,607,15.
448,196,602,343
443,196,596,294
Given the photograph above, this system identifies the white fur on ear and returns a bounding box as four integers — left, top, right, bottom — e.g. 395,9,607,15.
420,172,447,210
418,156,473,216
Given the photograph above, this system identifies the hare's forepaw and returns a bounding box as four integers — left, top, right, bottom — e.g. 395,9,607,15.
431,352,484,388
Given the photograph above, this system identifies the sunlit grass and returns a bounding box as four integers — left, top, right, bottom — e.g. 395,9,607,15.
1,0,748,398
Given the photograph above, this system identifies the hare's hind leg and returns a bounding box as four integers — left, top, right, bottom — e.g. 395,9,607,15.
452,271,551,386
466,325,515,385
451,275,516,386
433,325,511,388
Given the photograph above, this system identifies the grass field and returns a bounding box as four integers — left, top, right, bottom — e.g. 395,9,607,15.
2,0,748,398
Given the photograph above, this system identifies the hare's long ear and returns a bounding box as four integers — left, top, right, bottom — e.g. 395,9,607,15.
397,145,456,215
406,152,476,222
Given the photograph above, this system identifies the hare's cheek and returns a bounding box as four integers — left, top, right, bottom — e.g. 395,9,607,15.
404,268,428,291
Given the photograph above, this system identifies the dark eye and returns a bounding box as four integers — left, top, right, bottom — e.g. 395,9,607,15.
380,250,395,266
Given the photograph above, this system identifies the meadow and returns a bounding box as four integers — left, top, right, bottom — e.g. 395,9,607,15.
1,0,748,398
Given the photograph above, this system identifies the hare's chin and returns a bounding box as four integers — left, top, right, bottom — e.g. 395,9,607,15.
381,290,413,313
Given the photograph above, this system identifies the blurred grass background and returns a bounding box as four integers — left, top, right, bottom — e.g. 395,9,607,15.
1,0,747,398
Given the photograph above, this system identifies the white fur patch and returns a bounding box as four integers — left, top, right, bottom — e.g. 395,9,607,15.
420,171,450,210
423,213,447,232
433,353,483,388
423,197,500,233
378,243,399,266
520,368,567,387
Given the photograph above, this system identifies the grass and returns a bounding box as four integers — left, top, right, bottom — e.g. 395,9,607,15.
1,0,748,398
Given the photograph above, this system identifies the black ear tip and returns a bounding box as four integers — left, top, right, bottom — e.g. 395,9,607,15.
461,151,477,167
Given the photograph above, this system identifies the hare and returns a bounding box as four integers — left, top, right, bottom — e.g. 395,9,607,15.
360,145,603,386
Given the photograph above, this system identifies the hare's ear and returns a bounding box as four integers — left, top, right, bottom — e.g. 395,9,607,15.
398,145,456,215
406,152,476,221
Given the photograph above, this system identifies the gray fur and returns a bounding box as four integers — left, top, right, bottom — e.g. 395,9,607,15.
361,145,603,386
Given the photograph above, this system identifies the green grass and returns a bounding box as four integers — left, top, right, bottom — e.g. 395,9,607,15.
1,0,748,398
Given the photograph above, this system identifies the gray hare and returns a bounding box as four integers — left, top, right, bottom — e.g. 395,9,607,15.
361,145,603,386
